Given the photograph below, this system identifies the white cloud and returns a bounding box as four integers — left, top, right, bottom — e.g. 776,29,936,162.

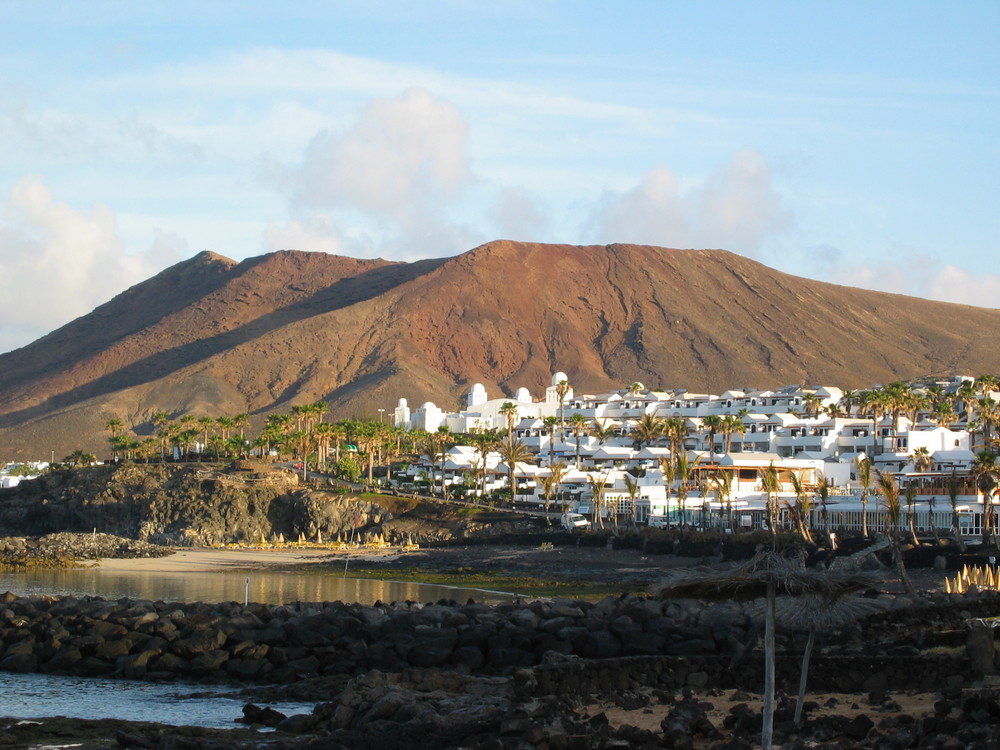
829,259,925,298
263,216,346,255
293,88,471,216
828,255,1000,310
488,187,551,241
0,177,169,352
278,88,478,258
927,264,1000,309
592,148,790,254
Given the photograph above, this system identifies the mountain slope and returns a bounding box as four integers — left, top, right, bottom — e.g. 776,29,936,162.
0,241,997,457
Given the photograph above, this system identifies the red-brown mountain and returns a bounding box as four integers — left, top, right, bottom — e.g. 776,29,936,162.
0,241,997,457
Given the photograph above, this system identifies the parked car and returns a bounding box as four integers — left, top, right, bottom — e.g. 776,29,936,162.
562,512,591,529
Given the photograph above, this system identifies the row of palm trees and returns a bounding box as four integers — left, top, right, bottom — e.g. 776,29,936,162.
102,406,427,482
837,376,1000,455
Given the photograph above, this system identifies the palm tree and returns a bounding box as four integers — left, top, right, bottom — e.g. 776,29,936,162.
710,469,735,530
471,428,501,498
978,397,1000,454
233,412,251,440
761,462,780,539
824,402,846,420
875,469,916,594
623,473,641,527
787,471,814,544
658,455,677,527
313,421,334,471
816,475,832,543
802,392,823,418
498,435,532,504
105,418,124,461
702,414,724,460
541,462,567,515
664,417,689,460
721,414,746,455
948,472,968,553
904,482,920,547
972,452,1000,547
555,379,571,442
911,446,933,473
856,455,873,538
931,401,958,429
956,380,979,449
674,451,697,527
197,416,214,458
542,415,561,466
628,412,664,449
586,470,610,529
589,418,617,446
63,449,97,467
865,389,893,456
152,411,172,462
499,401,519,440
263,414,292,458
568,412,590,469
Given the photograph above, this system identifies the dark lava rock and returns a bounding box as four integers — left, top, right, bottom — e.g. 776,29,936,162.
661,696,722,749
237,703,287,727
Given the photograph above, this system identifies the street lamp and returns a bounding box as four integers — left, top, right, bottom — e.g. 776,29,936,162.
378,408,386,424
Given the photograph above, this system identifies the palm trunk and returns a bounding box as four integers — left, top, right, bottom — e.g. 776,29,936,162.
794,626,817,725
762,580,776,750
891,536,916,595
952,514,967,552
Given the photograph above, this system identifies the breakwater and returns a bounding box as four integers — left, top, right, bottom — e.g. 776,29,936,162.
3,589,999,748
0,588,987,687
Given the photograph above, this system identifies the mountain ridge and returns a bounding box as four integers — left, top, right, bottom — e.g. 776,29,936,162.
0,240,997,457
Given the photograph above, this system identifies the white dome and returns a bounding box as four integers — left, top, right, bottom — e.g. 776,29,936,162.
515,387,531,403
420,401,437,410
397,397,408,407
470,383,487,394
551,372,569,386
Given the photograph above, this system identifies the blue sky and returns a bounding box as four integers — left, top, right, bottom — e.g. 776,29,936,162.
0,1,997,353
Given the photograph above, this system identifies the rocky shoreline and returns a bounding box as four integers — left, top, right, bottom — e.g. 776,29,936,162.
3,578,1000,748
0,532,173,569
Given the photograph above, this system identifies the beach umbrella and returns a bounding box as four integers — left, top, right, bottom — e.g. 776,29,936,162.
656,551,875,749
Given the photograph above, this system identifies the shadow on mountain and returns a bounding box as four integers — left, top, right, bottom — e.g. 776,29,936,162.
0,252,241,390
0,257,447,428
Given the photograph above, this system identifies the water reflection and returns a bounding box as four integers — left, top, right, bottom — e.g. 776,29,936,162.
0,568,514,605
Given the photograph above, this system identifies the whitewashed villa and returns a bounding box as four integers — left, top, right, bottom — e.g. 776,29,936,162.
391,372,998,538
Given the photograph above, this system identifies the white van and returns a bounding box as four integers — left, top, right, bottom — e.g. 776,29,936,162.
562,512,591,529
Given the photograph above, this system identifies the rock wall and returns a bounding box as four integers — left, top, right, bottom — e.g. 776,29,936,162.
0,589,988,691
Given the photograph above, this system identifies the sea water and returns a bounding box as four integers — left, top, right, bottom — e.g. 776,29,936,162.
0,567,513,726
0,673,314,728
0,567,515,606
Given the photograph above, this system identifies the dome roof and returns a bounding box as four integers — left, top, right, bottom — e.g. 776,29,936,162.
420,401,437,410
397,397,408,407
515,387,531,402
552,372,569,386
470,383,487,394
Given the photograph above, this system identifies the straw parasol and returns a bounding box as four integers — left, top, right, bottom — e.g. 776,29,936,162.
657,551,877,749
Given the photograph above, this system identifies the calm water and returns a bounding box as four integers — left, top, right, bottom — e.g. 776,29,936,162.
0,673,314,728
0,566,515,605
0,566,513,727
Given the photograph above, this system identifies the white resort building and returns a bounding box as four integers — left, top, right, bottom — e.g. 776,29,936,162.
390,373,997,538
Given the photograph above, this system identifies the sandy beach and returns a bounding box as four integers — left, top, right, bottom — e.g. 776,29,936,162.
94,546,398,573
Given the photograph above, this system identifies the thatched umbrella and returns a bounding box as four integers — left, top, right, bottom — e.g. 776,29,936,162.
771,592,884,724
657,552,876,749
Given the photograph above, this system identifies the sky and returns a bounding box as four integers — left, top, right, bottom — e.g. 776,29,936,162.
0,1,997,353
